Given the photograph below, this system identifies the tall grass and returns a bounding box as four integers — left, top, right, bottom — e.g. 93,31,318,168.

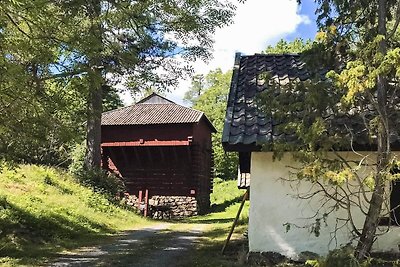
0,164,147,265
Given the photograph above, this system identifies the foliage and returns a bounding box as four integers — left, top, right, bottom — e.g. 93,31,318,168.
0,0,237,169
190,69,238,180
0,164,147,265
258,0,400,259
69,142,124,197
264,38,313,54
306,246,360,267
184,74,207,105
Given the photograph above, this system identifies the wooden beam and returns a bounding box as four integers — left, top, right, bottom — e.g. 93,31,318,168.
133,146,142,167
221,188,249,255
144,189,149,217
172,146,179,162
101,140,190,147
159,147,166,164
145,146,153,165
120,146,130,167
108,147,118,165
138,190,143,210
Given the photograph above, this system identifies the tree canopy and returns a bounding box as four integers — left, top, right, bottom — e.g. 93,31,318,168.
264,38,313,54
0,0,237,168
191,69,238,181
258,0,400,259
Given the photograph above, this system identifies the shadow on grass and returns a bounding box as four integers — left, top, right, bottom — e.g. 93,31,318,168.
210,195,242,213
188,218,234,224
0,200,115,265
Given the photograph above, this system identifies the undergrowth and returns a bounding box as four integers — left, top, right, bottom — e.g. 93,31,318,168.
0,164,147,266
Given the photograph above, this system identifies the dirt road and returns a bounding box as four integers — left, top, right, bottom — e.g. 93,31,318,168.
49,223,207,267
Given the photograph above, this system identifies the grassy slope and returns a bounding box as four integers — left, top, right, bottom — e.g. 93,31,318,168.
0,165,148,266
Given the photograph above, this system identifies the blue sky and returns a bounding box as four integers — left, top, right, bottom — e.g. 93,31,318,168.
286,0,319,41
120,0,320,105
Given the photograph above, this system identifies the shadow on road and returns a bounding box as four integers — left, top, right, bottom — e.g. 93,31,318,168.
49,223,206,267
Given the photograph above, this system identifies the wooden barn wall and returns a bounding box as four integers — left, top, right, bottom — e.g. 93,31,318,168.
101,120,214,213
103,146,194,197
102,124,193,143
191,119,213,212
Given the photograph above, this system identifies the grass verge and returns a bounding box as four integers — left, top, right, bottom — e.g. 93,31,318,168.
178,178,250,266
0,164,148,266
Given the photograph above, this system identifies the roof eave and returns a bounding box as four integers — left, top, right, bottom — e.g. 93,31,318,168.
222,52,242,149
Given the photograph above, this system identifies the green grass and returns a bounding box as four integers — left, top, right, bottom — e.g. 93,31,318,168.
180,178,250,266
0,169,249,266
0,164,148,266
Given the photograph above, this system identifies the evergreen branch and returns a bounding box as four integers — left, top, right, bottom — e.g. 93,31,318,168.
388,0,400,40
5,12,31,38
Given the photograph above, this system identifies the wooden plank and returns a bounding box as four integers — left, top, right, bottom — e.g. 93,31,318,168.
120,146,130,167
101,140,190,147
221,188,249,254
144,189,149,217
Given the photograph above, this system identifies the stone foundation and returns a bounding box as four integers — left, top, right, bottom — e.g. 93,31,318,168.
122,194,200,219
149,196,198,219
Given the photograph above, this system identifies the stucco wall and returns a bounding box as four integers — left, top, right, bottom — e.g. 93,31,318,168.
249,152,400,257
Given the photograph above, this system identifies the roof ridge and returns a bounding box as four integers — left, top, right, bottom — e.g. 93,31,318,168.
251,53,301,57
136,92,175,104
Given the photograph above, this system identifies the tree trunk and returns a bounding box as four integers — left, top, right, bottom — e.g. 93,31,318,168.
355,0,389,259
84,0,103,171
85,69,103,171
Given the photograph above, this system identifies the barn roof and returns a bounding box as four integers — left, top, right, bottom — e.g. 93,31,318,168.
102,93,216,132
222,53,400,152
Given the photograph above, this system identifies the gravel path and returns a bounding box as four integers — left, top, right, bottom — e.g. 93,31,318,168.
49,223,207,267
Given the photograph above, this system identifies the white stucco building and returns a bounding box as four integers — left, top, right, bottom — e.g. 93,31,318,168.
222,53,400,257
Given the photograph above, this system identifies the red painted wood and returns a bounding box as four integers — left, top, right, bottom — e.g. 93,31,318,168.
144,189,149,217
101,140,190,147
101,119,214,213
138,190,143,206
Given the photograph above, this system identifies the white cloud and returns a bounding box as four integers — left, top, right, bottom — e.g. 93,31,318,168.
167,0,310,106
120,0,310,106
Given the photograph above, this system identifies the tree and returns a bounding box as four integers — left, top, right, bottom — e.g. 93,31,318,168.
0,0,87,165
258,0,400,259
0,0,237,171
61,0,236,171
311,0,400,259
191,69,238,180
0,1,126,166
184,74,206,105
264,38,312,54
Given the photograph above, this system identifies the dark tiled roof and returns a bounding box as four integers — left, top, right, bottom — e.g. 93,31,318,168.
102,93,216,132
223,53,313,151
222,53,398,152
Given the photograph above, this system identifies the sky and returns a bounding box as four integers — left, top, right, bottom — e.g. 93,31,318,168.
120,0,319,106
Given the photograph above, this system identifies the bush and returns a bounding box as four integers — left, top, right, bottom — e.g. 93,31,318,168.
69,142,124,198
306,246,360,267
68,142,86,176
78,168,125,198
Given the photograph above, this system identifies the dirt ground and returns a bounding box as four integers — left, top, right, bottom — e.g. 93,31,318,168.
49,223,208,267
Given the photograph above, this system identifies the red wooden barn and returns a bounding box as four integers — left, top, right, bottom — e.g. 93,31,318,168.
101,93,216,218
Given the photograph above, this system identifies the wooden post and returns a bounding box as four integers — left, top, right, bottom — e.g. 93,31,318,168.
144,189,149,217
138,190,143,207
221,188,249,254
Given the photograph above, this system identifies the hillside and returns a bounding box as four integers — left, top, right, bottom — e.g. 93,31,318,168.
0,165,147,266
